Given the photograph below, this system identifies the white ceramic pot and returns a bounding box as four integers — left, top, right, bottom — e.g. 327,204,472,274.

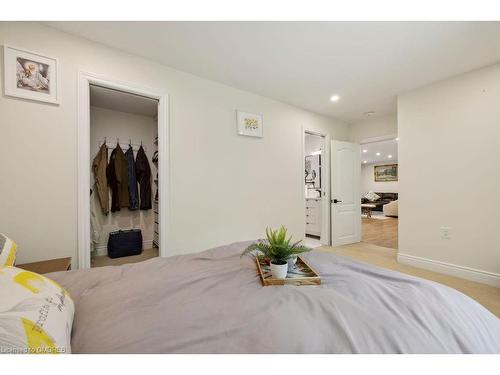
270,261,288,279
287,256,297,271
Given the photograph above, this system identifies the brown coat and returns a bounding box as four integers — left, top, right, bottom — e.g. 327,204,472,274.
107,144,129,212
92,143,109,215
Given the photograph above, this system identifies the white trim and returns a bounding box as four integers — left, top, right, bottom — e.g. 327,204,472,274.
360,133,398,145
302,128,331,246
397,253,500,287
93,240,154,257
78,71,170,270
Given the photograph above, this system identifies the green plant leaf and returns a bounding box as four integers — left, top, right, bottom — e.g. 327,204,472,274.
242,226,312,263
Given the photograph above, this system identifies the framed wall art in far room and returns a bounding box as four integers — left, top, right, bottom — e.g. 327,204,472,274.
374,163,398,182
236,110,263,137
3,44,59,105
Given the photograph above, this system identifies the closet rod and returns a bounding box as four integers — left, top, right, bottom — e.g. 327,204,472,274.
99,140,146,152
90,83,159,102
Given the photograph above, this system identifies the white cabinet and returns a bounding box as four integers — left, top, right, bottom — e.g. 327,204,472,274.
305,198,322,236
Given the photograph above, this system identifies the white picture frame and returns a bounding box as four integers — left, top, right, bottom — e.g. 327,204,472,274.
236,110,263,138
3,45,59,105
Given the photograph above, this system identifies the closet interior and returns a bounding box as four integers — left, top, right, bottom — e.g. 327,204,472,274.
89,84,160,267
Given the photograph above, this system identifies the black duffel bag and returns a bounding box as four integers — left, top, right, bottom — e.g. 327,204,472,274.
107,229,143,259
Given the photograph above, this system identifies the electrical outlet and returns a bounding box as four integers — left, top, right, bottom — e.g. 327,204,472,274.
440,227,451,240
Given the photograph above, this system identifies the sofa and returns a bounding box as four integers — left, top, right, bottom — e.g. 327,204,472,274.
383,199,398,217
361,192,398,212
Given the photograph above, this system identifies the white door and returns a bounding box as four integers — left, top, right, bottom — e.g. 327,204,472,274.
331,140,361,246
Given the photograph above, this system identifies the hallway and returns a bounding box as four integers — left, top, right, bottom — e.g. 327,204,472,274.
362,217,398,249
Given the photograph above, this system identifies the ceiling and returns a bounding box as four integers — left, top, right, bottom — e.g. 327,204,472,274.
48,22,500,122
90,84,158,117
361,138,398,164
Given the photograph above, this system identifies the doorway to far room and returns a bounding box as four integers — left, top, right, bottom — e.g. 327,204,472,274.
304,132,326,248
360,137,399,249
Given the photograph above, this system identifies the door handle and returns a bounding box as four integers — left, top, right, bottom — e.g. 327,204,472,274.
332,199,342,204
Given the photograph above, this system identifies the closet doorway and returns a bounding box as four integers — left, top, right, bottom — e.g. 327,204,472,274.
77,72,169,270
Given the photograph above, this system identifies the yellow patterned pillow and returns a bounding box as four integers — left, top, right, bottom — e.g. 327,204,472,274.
0,266,74,354
0,234,17,266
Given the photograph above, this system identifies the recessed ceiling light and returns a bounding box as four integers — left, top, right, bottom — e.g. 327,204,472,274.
395,137,399,141
376,152,381,156
388,155,393,158
362,149,368,153
363,160,367,164
363,111,375,117
330,95,340,102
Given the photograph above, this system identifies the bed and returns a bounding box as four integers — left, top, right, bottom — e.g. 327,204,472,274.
49,241,500,353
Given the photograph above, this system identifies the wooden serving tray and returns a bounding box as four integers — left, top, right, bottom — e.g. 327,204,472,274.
256,256,321,286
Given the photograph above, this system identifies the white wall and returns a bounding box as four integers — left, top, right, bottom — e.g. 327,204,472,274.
90,106,157,251
361,163,399,196
350,114,397,142
0,22,350,265
398,63,500,286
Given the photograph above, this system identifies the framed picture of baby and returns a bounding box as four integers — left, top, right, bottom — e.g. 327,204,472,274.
3,45,59,105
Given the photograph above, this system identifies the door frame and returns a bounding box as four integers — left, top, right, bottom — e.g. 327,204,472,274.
77,71,170,269
359,133,398,146
302,128,331,246
359,133,398,240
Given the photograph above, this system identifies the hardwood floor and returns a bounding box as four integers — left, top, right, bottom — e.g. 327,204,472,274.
92,248,159,268
362,216,398,249
318,242,500,317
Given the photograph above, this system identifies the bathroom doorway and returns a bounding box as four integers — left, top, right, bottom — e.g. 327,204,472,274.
303,131,329,248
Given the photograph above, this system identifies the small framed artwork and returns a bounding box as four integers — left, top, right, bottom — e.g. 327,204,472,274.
3,45,59,105
374,164,398,182
236,110,263,138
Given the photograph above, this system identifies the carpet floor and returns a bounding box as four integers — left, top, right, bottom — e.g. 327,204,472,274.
92,248,159,268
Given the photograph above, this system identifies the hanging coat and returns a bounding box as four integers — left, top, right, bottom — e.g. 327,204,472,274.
135,145,152,210
92,143,109,215
106,144,129,212
125,146,139,210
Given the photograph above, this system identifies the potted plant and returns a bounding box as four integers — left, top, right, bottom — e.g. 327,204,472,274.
242,226,311,279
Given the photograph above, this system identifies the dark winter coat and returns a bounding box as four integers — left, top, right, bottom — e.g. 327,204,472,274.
135,145,152,210
125,146,139,210
106,144,129,212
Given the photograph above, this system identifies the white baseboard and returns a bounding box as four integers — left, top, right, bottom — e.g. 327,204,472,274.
397,253,500,288
94,240,154,257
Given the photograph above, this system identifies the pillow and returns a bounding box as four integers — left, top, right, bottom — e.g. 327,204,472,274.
0,266,74,354
0,234,17,266
364,191,380,202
